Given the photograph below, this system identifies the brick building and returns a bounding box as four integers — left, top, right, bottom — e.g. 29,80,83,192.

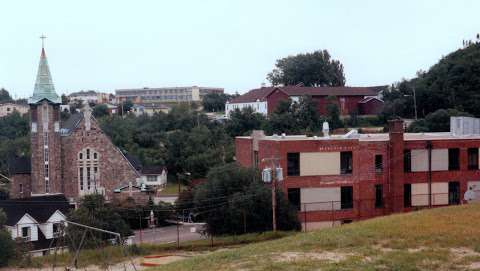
225,85,385,117
236,118,480,229
9,45,146,204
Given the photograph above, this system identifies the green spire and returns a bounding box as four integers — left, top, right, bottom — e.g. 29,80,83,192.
28,43,61,104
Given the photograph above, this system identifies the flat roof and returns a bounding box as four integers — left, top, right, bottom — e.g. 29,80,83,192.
237,132,480,142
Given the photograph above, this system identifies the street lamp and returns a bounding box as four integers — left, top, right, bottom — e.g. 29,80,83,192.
404,87,418,120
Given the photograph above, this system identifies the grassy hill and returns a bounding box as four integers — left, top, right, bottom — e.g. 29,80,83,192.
155,204,480,271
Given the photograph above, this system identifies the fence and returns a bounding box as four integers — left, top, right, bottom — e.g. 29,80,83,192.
300,192,461,231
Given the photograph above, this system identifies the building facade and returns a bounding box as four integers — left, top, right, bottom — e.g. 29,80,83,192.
10,46,145,203
236,118,480,229
115,86,224,104
68,90,112,105
0,102,29,117
225,86,385,118
131,102,171,116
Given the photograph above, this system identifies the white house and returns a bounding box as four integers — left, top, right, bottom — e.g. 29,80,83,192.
225,99,267,118
137,166,168,188
0,194,71,256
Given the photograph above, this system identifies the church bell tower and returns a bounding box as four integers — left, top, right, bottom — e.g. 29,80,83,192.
28,36,62,195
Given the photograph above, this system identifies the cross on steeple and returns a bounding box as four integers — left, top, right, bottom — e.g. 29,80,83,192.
40,34,47,48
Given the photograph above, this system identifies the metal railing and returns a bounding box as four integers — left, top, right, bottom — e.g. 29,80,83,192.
300,192,460,231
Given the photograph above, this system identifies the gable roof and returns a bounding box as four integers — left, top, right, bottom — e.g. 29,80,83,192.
0,194,71,226
141,165,167,175
229,86,386,104
125,154,142,171
358,96,384,104
60,112,83,135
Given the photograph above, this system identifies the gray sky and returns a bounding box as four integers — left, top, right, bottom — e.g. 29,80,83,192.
1,0,479,98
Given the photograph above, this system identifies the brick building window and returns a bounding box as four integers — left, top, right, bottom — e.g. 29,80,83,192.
287,153,300,176
375,155,383,173
404,150,411,172
468,148,479,170
375,184,383,208
404,183,412,207
44,164,49,178
340,152,353,174
341,186,353,209
287,188,301,210
448,148,460,170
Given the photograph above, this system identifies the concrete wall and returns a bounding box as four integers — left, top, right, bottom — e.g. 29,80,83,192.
299,152,340,176
300,187,341,211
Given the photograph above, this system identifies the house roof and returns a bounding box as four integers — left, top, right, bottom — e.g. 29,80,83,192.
229,86,386,104
358,96,384,104
68,90,98,97
60,112,83,135
125,154,142,171
8,157,31,175
141,165,167,175
0,194,71,226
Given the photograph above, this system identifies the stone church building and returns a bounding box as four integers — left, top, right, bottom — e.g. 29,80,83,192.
10,46,145,203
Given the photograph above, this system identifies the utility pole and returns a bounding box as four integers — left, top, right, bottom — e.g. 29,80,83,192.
427,141,432,207
262,157,281,232
413,87,418,120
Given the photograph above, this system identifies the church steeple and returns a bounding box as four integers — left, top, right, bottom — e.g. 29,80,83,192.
28,35,61,104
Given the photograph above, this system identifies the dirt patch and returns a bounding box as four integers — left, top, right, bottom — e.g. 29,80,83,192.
450,247,480,258
469,262,480,270
273,251,351,263
141,255,188,266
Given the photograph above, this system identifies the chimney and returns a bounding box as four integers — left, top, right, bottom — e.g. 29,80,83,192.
388,119,405,213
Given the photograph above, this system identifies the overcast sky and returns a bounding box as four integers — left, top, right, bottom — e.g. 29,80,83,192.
0,0,479,98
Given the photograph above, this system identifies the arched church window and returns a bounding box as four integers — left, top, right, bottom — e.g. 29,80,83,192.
77,148,100,194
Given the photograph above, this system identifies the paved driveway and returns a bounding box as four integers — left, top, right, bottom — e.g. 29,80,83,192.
133,224,206,244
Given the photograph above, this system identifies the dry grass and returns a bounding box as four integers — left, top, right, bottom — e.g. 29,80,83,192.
17,231,290,269
153,203,480,271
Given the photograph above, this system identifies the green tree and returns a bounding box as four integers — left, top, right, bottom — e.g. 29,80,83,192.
0,209,15,267
66,195,132,249
408,109,472,132
202,93,231,112
384,43,480,118
225,107,266,137
267,50,345,87
121,100,134,114
93,104,109,118
266,100,300,135
0,88,12,103
61,94,69,104
0,112,30,175
326,96,343,129
188,163,300,235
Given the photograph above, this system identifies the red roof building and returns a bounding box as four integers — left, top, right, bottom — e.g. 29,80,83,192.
226,85,385,117
236,117,480,230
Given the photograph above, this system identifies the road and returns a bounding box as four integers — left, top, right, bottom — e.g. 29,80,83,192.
133,224,206,244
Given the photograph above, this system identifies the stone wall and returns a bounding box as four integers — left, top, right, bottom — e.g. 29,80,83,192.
10,174,32,199
61,115,140,202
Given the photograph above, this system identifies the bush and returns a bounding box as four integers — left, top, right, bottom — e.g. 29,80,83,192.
189,163,301,235
0,210,14,267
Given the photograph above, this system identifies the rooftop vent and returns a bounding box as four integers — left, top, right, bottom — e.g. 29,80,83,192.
322,121,330,138
451,117,480,136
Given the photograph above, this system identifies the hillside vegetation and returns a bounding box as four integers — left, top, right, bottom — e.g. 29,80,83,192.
155,204,480,271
